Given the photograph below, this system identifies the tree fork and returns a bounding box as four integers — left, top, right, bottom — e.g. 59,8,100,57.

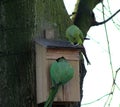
73,0,103,36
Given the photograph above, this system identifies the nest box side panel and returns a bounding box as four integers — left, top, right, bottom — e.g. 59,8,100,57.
36,44,49,104
47,49,80,61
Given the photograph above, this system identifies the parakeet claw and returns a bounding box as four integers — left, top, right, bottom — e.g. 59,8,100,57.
73,43,79,47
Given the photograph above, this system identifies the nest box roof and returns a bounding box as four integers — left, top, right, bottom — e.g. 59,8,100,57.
35,38,83,50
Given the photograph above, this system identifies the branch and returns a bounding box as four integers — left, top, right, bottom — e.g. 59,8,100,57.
81,92,112,106
92,9,120,26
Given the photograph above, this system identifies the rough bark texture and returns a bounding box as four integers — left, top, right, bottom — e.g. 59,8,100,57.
0,1,35,107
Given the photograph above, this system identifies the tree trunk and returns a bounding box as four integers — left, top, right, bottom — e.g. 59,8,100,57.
0,1,35,107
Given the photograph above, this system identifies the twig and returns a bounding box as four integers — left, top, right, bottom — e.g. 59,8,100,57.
102,0,114,81
106,0,120,31
92,9,120,26
104,67,120,107
101,1,115,107
81,93,112,106
115,83,120,91
114,67,120,91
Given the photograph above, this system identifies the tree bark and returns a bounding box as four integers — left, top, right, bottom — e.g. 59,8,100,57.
0,1,35,107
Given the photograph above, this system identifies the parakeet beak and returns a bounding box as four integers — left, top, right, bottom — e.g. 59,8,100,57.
73,43,79,46
56,56,65,62
84,37,90,40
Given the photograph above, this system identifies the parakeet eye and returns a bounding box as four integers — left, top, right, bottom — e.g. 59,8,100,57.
73,42,77,45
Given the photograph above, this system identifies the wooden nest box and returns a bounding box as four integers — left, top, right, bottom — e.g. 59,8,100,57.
35,38,82,104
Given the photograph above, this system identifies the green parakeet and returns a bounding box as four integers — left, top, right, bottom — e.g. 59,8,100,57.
44,57,74,107
66,24,90,64
66,24,84,45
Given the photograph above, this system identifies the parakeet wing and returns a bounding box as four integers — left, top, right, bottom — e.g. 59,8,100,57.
50,61,61,86
57,58,74,85
50,57,74,86
46,57,74,107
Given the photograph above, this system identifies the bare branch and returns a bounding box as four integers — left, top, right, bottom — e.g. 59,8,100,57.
115,83,120,91
81,93,112,106
92,9,120,26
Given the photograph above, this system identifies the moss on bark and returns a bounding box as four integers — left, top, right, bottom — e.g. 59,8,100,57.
0,1,35,107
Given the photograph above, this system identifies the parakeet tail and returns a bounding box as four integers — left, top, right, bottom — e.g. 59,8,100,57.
81,46,91,65
44,86,59,107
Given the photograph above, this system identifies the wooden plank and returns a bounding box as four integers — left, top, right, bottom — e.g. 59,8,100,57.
47,48,80,61
36,44,49,103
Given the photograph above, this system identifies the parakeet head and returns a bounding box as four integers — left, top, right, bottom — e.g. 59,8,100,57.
66,25,84,45
56,57,66,62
